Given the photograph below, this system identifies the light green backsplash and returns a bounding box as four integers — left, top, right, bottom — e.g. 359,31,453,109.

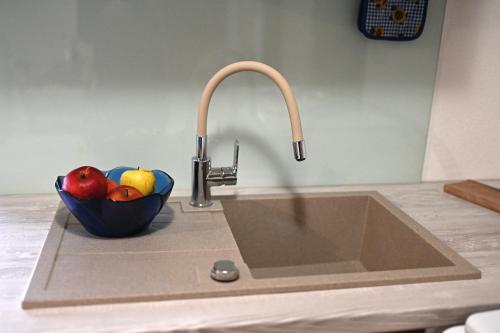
0,0,445,194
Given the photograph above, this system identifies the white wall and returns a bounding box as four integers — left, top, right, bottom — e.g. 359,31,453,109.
423,0,500,181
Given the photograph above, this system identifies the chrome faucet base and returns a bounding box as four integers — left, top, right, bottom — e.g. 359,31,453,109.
190,157,213,207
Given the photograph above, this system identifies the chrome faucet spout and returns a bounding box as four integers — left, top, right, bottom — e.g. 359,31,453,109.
293,140,306,161
190,61,306,208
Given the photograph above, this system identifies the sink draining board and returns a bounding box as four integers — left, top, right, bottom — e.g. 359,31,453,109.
23,198,246,309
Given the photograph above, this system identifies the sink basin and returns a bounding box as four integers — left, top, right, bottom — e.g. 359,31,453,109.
221,191,480,283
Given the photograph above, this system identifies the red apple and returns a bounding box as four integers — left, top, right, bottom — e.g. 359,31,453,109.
106,185,144,202
106,178,119,195
62,166,108,200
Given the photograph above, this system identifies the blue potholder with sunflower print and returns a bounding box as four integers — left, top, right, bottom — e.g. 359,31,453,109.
358,0,429,41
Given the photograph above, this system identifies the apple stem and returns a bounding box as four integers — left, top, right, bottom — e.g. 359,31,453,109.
124,188,129,197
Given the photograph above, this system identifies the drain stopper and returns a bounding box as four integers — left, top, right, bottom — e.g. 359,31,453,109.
211,260,239,282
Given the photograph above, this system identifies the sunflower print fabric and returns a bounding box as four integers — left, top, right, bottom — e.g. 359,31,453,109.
358,0,428,41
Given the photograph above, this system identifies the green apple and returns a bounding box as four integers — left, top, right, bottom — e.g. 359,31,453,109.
120,168,156,196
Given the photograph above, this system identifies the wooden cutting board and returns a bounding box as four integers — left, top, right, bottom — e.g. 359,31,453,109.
444,180,500,213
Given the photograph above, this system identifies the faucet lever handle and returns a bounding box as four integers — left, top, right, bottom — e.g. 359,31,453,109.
232,139,239,171
206,140,239,187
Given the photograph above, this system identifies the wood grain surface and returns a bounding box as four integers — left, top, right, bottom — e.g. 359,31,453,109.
444,180,500,213
1,182,500,333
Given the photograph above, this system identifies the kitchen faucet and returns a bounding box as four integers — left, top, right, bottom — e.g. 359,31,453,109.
190,61,306,207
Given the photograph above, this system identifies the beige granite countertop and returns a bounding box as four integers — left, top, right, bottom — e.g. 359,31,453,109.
2,181,500,333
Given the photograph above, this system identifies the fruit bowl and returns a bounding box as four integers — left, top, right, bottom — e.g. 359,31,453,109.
55,166,174,238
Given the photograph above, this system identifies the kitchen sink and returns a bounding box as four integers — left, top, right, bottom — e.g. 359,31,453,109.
23,191,480,309
221,192,480,281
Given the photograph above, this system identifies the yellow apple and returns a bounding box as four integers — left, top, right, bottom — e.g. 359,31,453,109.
120,168,156,196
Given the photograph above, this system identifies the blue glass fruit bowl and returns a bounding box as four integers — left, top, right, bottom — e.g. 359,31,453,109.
55,166,174,238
